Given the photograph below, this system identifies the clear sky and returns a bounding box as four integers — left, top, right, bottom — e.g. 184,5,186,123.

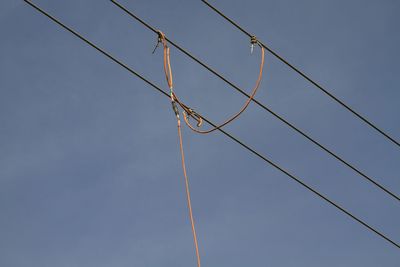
1,0,399,266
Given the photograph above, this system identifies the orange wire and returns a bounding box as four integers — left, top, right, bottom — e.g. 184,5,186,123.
160,31,265,135
158,31,263,267
159,31,173,90
177,120,201,267
158,30,265,134
158,30,201,267
182,44,265,134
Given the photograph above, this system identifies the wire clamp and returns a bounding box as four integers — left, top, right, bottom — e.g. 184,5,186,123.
152,30,166,54
250,35,258,54
183,108,203,127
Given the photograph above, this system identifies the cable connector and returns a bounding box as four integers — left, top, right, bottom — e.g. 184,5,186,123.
170,90,180,119
171,100,180,119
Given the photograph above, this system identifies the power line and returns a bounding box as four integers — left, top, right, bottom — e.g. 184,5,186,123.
200,0,400,148
23,0,400,249
109,0,400,202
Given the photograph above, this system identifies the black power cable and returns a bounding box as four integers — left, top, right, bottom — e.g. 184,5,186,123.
109,0,400,202
23,0,400,250
201,0,400,148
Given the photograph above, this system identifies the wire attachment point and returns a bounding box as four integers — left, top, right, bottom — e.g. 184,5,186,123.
182,107,203,128
189,110,203,127
250,35,257,54
152,31,166,54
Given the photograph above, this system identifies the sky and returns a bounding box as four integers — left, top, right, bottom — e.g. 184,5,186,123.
1,0,399,266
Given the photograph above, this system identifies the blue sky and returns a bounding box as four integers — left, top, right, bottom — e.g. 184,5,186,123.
1,0,399,266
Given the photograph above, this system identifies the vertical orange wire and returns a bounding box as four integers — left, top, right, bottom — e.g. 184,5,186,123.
159,30,264,266
177,120,201,267
158,30,201,266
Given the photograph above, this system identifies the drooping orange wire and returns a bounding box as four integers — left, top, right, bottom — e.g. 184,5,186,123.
182,44,265,134
159,30,265,135
157,30,202,267
157,30,264,267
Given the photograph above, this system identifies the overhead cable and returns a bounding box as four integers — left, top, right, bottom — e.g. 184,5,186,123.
109,0,400,202
200,0,400,148
23,0,400,250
